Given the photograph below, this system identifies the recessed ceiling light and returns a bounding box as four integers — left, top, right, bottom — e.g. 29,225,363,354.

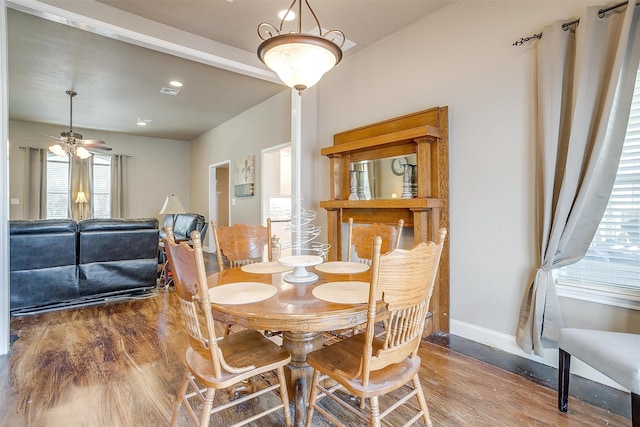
278,9,295,21
169,81,183,87
137,118,152,126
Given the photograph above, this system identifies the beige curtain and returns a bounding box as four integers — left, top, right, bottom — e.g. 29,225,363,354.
69,156,93,220
517,1,640,356
110,154,128,218
23,147,47,219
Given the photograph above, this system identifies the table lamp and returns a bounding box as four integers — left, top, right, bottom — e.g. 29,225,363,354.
74,191,88,219
159,194,186,230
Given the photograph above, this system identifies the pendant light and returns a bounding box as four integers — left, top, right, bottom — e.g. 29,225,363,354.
257,0,345,95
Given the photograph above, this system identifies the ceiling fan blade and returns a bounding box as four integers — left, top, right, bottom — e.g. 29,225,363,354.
45,134,65,142
85,145,113,151
79,139,106,145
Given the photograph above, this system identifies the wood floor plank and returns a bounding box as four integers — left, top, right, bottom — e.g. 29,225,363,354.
0,288,631,426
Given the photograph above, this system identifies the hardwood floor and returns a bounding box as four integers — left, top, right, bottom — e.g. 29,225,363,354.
0,286,632,426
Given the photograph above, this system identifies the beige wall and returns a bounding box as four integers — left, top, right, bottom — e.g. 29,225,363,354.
9,119,190,223
188,90,290,228
313,0,640,363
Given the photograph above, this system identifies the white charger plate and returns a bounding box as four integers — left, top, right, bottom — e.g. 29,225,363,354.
209,282,277,305
312,281,380,304
241,262,293,274
314,261,370,274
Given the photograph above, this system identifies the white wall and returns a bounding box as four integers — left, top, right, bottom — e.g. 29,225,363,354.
9,120,190,222
189,90,290,226
313,0,640,374
1,0,10,356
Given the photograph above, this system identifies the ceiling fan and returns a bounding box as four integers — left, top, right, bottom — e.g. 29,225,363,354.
47,90,112,159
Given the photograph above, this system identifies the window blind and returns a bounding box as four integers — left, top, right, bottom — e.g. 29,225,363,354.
92,153,111,218
46,154,69,219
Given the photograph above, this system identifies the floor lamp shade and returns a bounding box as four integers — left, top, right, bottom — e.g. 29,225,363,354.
74,191,88,204
75,191,88,219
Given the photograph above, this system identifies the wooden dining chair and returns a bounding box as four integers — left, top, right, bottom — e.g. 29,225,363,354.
211,219,272,271
306,228,447,427
164,230,292,427
211,219,275,336
346,217,404,264
331,217,405,341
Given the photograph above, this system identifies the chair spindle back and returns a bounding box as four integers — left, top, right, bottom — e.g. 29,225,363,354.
347,218,404,264
362,228,447,384
211,219,272,270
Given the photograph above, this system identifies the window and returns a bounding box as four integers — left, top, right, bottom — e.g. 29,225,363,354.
46,153,70,219
92,153,111,218
557,68,640,308
46,153,112,219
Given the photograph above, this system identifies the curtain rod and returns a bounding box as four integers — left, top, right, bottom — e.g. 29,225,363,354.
513,0,631,46
19,146,133,157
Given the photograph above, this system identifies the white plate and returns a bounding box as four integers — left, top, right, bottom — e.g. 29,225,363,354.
209,282,277,305
314,261,370,274
241,262,293,274
312,281,381,304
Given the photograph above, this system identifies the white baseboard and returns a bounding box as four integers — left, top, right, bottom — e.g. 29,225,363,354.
449,319,628,392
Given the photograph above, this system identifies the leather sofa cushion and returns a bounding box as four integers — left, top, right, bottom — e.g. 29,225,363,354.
78,218,158,232
79,259,158,294
11,267,79,310
10,219,77,271
78,218,159,292
10,219,79,311
78,218,159,263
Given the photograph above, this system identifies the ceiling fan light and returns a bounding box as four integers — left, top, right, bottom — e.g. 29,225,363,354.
260,35,340,93
48,144,67,157
75,146,92,159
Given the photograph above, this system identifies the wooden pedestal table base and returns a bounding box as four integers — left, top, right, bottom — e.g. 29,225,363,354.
282,331,325,426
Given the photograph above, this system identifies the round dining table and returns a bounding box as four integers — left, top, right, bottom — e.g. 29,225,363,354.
206,261,379,427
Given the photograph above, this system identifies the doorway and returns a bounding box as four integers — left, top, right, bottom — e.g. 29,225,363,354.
261,144,292,256
208,161,230,252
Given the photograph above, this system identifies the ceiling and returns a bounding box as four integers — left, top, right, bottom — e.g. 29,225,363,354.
7,1,454,141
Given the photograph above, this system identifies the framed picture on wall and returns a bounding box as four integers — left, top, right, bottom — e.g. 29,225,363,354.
234,155,255,197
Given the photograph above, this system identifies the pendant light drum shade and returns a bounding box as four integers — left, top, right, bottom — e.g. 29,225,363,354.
258,33,342,93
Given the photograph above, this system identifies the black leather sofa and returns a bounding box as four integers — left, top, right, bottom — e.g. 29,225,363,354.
9,218,159,314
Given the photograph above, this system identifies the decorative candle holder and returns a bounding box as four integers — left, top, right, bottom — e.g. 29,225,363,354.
348,170,359,200
411,165,417,198
401,163,413,199
271,234,281,261
358,171,367,200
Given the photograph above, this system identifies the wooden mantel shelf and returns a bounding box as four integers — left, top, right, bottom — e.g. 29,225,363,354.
320,198,444,210
320,125,442,157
